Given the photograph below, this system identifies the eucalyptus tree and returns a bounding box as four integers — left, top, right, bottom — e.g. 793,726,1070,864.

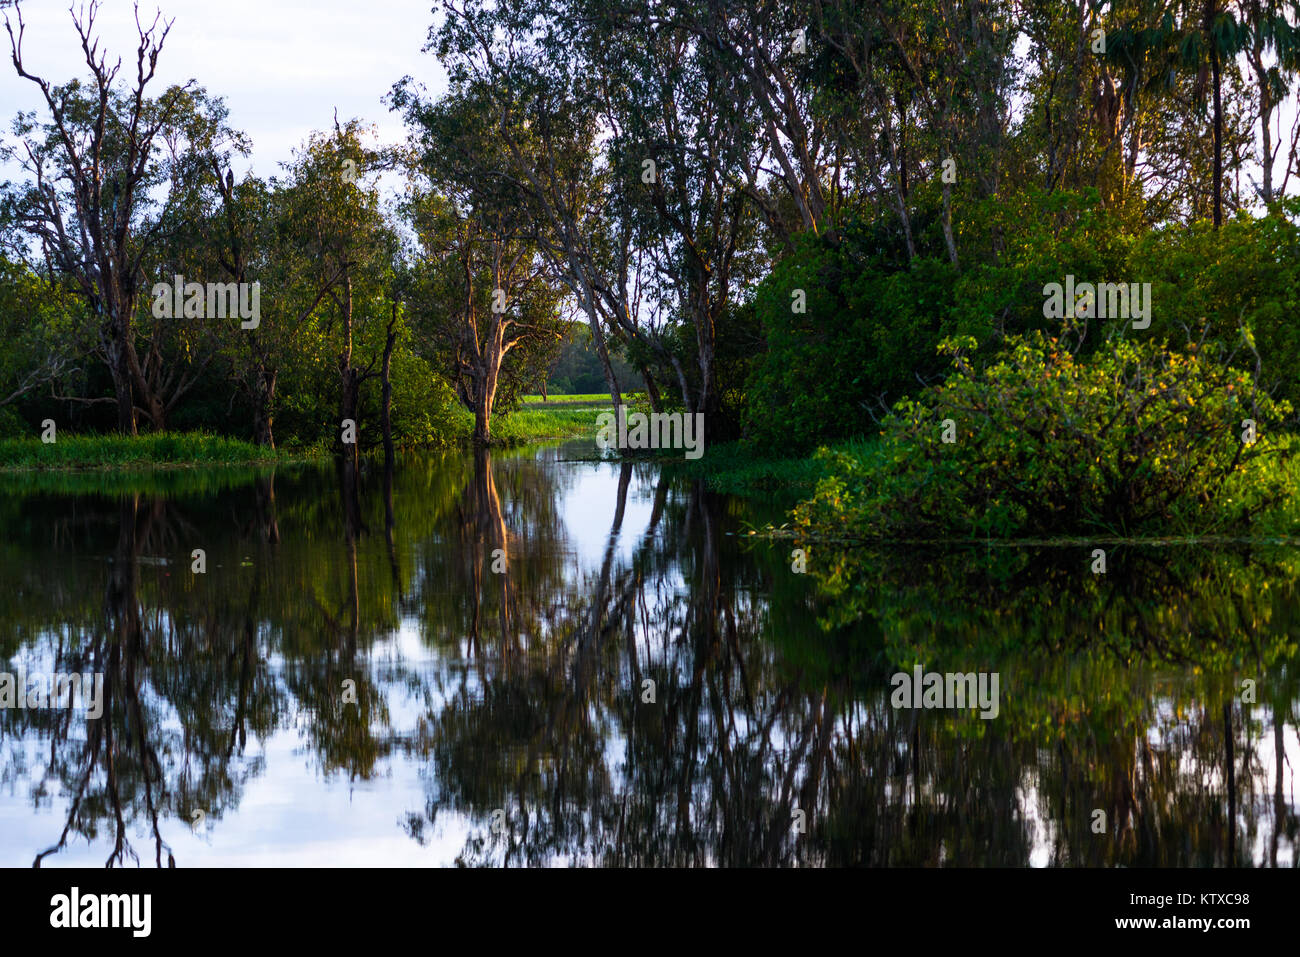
1,1,246,431
812,0,1019,267
653,0,841,247
418,0,773,420
1018,0,1141,199
1238,0,1300,205
400,86,567,444
205,169,355,449
404,0,643,419
553,0,766,420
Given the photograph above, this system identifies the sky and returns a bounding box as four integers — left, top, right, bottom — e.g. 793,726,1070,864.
0,0,448,180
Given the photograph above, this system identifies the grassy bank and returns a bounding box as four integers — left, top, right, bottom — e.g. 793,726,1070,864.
480,397,611,444
0,402,608,471
0,432,308,471
522,393,641,406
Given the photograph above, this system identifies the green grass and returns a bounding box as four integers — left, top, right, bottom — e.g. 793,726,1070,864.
0,406,610,471
669,439,840,497
521,393,643,408
448,403,608,444
524,392,625,403
0,431,309,471
491,407,602,441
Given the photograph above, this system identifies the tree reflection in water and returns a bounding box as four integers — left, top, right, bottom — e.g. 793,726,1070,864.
0,444,1296,866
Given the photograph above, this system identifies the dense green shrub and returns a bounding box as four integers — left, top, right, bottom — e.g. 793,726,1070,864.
1127,199,1300,407
743,192,1139,453
744,231,948,453
794,331,1294,538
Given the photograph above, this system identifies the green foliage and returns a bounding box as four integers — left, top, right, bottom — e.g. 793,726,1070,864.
1127,199,1300,405
794,331,1294,538
0,405,26,439
743,193,1141,453
744,229,893,452
670,439,833,498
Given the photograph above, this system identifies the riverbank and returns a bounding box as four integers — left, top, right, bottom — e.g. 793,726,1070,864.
0,401,610,472
0,432,305,471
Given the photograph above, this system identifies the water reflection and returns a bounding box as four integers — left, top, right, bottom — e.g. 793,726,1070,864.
0,444,1296,866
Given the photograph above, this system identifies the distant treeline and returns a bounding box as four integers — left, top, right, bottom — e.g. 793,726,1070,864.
543,325,644,397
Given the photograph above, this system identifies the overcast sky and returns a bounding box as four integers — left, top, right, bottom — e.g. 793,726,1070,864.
0,0,447,180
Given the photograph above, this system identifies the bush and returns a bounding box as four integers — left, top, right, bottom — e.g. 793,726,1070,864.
794,330,1294,538
1127,199,1300,408
743,191,1139,454
744,230,946,453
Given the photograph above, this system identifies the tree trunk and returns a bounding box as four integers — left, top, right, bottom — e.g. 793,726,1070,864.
1210,30,1223,228
340,369,360,467
640,366,663,413
882,106,917,261
142,391,167,432
382,318,396,469
254,368,277,449
337,276,359,468
584,308,623,422
473,395,493,446
941,180,959,268
119,298,167,432
1251,46,1274,204
110,346,137,436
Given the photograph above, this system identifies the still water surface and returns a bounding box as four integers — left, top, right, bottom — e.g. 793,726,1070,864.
0,441,1296,866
